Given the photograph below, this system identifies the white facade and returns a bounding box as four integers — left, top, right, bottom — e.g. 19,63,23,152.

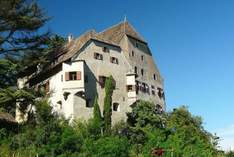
17,21,166,124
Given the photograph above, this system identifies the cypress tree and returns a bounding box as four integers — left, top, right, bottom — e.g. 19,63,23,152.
103,76,114,134
93,96,102,127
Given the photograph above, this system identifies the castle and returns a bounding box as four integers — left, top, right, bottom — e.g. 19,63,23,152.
17,21,165,124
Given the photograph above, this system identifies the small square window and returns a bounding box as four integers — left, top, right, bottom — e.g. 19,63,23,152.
113,103,120,112
99,76,107,88
127,85,134,92
103,47,110,53
69,72,77,80
110,57,118,64
94,53,103,60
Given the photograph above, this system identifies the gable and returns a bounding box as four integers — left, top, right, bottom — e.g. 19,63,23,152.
128,35,152,55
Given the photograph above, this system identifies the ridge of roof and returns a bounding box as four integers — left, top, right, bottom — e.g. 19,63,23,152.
98,21,146,44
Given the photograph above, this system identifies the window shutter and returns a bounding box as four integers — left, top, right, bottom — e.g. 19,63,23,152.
65,72,69,81
77,71,81,80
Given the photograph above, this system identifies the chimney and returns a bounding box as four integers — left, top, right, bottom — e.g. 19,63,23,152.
68,34,73,42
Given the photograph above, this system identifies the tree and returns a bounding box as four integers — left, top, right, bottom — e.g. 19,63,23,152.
0,59,18,89
0,0,49,57
226,151,234,157
163,106,217,157
103,76,114,134
127,100,166,128
0,87,36,116
92,96,103,135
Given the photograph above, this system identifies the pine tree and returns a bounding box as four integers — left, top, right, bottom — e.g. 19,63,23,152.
0,0,50,57
103,76,114,134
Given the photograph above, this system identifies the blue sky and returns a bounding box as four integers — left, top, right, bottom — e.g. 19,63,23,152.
38,0,234,150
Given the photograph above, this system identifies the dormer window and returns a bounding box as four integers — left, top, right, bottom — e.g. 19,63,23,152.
94,53,103,60
110,57,118,64
103,47,110,53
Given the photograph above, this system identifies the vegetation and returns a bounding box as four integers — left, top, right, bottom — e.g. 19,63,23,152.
103,76,114,134
0,99,230,157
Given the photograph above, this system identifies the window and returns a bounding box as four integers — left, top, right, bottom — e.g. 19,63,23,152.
155,104,163,114
157,87,164,99
136,81,139,94
57,101,62,109
151,85,155,89
113,103,120,112
131,51,135,57
141,69,144,76
99,76,107,88
126,85,134,92
134,66,138,74
110,57,118,64
135,42,139,48
141,83,146,92
65,71,81,81
153,74,157,80
141,55,144,61
103,47,110,53
152,90,155,95
69,72,77,80
86,98,92,107
63,92,70,100
94,52,103,60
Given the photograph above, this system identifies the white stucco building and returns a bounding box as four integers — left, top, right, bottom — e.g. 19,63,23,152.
17,21,166,124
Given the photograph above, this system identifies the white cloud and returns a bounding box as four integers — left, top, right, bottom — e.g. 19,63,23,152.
213,124,234,151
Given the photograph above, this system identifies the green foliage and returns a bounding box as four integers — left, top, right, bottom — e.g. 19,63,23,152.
82,136,130,157
103,76,114,134
0,0,49,57
226,151,234,157
0,87,37,116
127,100,166,128
0,99,226,157
90,96,103,136
0,59,18,88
